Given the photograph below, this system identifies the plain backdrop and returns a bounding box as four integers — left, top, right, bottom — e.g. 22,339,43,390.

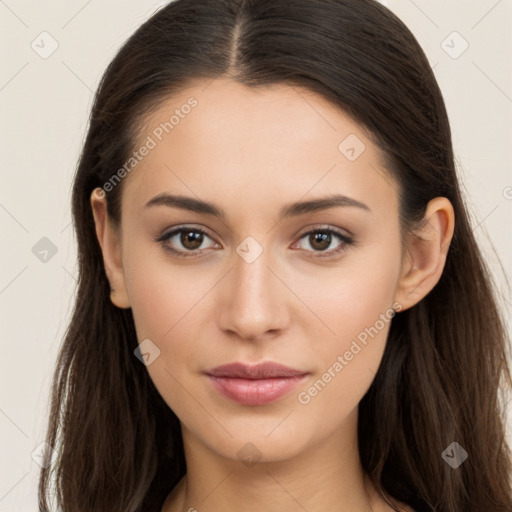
1,1,511,510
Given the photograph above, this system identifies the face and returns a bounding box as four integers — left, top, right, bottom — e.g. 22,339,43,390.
104,78,407,463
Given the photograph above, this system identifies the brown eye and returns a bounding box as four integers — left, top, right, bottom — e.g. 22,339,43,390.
156,226,218,258
294,227,354,258
179,230,204,250
308,232,332,251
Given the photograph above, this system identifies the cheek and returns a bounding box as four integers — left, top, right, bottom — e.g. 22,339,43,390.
293,246,400,412
297,241,401,349
295,323,390,445
127,272,200,416
123,247,216,411
294,278,397,432
124,241,210,342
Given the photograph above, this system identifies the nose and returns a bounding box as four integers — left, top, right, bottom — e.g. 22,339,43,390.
217,245,290,342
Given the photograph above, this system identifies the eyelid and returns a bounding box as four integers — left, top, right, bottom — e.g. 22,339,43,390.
294,223,354,240
155,224,215,239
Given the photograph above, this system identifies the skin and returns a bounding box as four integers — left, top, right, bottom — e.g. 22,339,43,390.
90,78,454,512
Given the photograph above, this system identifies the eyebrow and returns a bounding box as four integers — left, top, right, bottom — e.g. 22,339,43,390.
144,192,371,219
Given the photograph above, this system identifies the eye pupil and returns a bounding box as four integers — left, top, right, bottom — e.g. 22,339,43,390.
310,232,331,251
181,231,203,250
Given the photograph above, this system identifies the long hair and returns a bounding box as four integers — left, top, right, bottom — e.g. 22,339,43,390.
38,1,512,510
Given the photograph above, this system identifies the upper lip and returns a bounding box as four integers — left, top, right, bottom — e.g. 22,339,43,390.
206,362,307,379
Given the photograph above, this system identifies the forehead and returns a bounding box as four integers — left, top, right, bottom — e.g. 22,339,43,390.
121,78,397,220
135,77,369,154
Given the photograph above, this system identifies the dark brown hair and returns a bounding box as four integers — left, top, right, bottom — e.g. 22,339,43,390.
38,1,512,510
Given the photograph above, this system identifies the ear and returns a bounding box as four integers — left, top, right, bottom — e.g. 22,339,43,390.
394,197,455,312
90,188,131,309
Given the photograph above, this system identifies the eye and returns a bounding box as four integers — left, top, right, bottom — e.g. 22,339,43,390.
292,226,354,258
155,225,355,259
155,226,219,258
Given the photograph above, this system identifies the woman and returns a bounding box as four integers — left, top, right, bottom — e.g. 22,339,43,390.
38,1,512,511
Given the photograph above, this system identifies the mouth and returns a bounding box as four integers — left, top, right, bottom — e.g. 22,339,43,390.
205,362,309,406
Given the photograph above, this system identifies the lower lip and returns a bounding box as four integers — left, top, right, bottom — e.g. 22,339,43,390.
207,375,307,405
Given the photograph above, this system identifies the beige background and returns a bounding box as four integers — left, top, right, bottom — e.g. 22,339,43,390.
0,1,511,510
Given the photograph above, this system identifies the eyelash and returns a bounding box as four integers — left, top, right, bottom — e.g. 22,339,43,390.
154,225,355,259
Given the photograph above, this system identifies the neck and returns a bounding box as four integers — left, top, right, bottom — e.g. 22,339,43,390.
164,408,392,512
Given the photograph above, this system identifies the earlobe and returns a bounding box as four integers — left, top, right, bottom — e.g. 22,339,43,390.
90,188,131,309
394,197,455,312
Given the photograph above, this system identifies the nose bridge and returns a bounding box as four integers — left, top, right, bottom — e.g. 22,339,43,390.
235,244,272,304
219,236,287,340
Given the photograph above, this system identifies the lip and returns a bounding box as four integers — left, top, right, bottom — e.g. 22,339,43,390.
205,362,308,406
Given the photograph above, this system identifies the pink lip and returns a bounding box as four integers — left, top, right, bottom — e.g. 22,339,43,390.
205,362,308,406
